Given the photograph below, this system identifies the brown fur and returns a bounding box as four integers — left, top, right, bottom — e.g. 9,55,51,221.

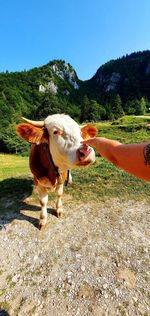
16,117,97,228
30,144,58,187
16,123,69,188
16,122,97,188
16,123,49,144
81,125,98,140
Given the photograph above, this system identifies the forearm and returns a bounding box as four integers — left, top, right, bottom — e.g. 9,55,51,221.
83,137,150,181
93,137,122,164
112,141,150,181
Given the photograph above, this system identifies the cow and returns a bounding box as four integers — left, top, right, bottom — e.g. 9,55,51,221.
16,114,97,229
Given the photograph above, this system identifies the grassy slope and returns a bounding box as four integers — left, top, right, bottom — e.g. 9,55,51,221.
0,116,150,214
0,154,30,179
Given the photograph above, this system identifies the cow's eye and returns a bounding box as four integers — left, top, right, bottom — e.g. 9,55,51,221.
53,130,58,135
53,128,63,135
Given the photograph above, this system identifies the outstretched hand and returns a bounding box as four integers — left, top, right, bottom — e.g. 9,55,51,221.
81,137,102,150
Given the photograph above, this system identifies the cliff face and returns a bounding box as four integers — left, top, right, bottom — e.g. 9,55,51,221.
89,51,150,101
37,60,80,95
1,51,150,154
50,62,79,90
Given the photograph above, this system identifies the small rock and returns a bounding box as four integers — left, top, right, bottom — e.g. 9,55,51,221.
115,288,120,297
12,274,19,283
81,265,85,272
34,255,38,261
76,254,82,259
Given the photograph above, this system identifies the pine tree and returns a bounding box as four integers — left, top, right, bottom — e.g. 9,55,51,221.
81,95,91,121
111,94,124,119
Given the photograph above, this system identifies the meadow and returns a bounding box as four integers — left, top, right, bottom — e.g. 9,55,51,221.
0,115,150,213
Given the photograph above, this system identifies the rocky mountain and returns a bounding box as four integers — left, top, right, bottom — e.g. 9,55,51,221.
38,60,80,95
0,51,150,153
88,50,150,102
0,60,82,153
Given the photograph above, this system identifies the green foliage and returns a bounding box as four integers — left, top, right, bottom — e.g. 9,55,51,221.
1,115,150,205
111,94,124,119
124,97,147,115
84,50,150,117
95,115,150,144
0,52,150,153
81,95,91,121
0,60,82,153
80,96,106,122
2,122,29,154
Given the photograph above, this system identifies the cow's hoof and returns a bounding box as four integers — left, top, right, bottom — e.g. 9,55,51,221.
39,223,46,230
56,210,64,218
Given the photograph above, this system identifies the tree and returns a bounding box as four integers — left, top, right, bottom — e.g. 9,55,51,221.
35,92,63,119
88,100,100,121
88,100,106,121
81,95,91,121
124,97,146,115
111,94,124,119
105,103,115,120
139,97,146,114
3,122,29,154
124,100,136,115
126,98,146,115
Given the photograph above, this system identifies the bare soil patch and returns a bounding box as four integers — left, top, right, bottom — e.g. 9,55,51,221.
0,198,149,316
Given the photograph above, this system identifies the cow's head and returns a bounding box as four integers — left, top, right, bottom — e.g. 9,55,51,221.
16,114,97,171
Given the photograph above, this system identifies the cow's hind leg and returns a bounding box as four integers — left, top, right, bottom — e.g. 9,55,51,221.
38,185,48,229
56,183,64,217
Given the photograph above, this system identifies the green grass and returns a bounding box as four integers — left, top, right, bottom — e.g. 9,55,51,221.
0,154,33,214
0,154,30,180
69,157,150,201
0,116,150,215
95,115,150,143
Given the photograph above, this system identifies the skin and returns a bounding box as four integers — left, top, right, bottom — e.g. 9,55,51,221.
82,137,150,182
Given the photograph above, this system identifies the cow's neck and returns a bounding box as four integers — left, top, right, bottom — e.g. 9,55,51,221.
44,144,70,185
44,143,60,178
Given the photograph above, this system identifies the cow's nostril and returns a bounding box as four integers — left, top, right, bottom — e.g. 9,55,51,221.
79,151,85,158
78,151,85,161
77,147,92,161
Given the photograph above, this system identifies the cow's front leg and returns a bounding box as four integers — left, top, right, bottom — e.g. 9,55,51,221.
56,183,64,217
38,185,48,229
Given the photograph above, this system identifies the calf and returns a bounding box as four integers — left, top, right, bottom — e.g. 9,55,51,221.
16,114,97,229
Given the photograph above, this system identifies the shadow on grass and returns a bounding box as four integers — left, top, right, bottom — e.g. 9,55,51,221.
0,309,10,316
0,177,57,229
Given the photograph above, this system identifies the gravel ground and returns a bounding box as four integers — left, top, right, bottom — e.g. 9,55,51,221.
0,197,149,316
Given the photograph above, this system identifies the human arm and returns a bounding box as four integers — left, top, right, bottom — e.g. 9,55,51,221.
82,137,150,182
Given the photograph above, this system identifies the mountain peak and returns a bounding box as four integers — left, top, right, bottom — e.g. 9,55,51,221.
88,50,150,100
48,60,79,90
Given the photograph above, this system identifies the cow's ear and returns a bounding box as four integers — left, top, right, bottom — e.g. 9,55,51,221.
16,123,49,144
80,125,98,140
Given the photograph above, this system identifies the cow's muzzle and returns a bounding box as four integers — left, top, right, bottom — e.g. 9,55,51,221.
76,145,95,166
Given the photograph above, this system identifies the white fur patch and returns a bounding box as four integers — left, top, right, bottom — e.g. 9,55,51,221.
44,114,95,170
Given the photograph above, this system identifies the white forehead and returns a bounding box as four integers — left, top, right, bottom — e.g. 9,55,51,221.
45,114,80,135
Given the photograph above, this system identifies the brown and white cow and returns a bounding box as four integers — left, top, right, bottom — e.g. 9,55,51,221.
16,114,97,229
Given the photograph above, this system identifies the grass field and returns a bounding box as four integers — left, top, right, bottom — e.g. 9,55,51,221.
0,154,30,180
0,115,150,214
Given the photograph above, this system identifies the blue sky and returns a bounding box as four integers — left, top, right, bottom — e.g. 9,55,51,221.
0,0,150,80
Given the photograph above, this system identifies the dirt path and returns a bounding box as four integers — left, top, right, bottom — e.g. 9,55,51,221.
0,198,149,316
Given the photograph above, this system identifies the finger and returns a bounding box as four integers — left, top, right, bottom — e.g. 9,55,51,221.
81,140,90,144
81,139,95,146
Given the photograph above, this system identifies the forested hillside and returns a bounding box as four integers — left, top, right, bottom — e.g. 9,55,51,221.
82,50,150,120
0,60,81,153
0,51,150,154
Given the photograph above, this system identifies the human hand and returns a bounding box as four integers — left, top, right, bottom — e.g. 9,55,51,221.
81,137,100,149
